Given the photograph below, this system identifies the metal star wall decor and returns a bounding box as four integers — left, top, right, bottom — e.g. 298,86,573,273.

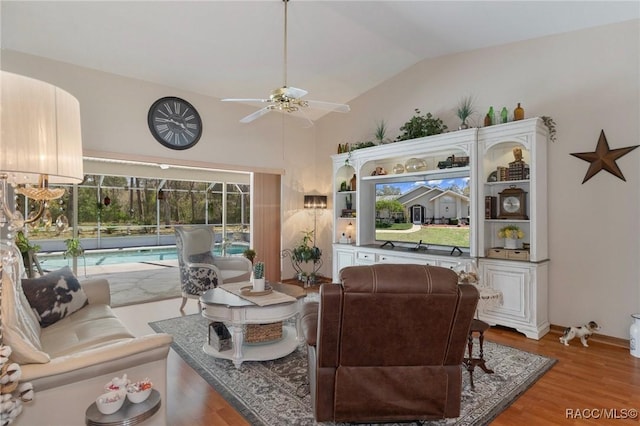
570,130,639,184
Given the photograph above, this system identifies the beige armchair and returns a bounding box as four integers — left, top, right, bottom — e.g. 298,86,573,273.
174,225,252,310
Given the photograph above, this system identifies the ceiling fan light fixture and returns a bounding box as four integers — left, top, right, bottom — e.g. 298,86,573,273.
221,0,349,124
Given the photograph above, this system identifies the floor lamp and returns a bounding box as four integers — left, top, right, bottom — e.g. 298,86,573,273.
303,195,327,247
0,71,84,422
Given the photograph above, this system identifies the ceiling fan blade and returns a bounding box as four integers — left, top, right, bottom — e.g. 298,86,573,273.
239,107,272,123
222,98,270,103
283,86,308,99
305,100,351,113
292,108,315,128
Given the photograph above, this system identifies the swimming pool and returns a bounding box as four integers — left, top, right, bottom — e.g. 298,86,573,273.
38,244,248,270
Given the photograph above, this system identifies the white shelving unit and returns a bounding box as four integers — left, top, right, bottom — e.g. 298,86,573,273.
331,128,478,280
330,118,550,339
476,118,549,339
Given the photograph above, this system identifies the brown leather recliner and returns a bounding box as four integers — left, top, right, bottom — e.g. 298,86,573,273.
301,263,479,423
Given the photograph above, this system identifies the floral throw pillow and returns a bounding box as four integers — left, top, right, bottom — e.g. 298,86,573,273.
21,266,89,328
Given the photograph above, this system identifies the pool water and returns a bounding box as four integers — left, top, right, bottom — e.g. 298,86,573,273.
38,245,247,270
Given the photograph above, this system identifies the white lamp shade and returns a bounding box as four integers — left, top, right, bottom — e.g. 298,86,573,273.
1,71,83,184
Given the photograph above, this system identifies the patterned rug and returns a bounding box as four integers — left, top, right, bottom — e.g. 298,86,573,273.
149,313,556,426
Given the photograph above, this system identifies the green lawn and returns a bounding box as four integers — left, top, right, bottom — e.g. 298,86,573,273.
377,223,413,230
376,226,470,247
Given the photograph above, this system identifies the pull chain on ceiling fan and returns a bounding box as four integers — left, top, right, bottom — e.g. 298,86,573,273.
222,0,350,124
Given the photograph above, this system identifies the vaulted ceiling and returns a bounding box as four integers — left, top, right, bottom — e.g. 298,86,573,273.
2,1,638,121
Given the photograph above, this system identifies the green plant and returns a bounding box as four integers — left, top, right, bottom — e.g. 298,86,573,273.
541,116,557,143
397,109,448,141
456,96,475,122
243,248,256,264
292,230,321,263
498,225,524,239
15,231,41,255
374,120,390,144
253,261,264,279
64,237,84,258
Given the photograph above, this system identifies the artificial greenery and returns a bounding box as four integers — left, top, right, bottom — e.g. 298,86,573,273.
456,96,475,123
350,141,377,150
242,248,256,264
15,231,41,277
498,225,525,239
397,109,448,141
374,120,390,144
541,116,557,143
253,261,265,279
15,231,40,256
292,230,321,263
64,237,84,258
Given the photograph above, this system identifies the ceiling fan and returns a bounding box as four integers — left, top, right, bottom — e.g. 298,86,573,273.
222,0,350,125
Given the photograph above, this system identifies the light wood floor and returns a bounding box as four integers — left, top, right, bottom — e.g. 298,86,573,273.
115,298,640,425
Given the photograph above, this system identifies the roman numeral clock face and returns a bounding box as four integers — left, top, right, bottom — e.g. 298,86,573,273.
148,97,202,150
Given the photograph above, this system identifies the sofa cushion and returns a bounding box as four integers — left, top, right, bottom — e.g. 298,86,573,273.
21,266,89,328
40,304,135,357
1,271,50,364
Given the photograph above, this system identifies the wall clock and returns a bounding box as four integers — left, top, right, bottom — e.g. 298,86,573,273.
148,97,202,150
498,186,528,220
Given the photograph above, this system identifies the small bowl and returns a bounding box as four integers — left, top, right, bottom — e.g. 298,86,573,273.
104,377,130,394
96,391,125,415
126,379,153,404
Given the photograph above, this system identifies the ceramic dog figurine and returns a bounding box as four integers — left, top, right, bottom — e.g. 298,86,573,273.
559,321,600,347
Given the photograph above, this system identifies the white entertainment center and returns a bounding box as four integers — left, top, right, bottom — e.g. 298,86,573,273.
331,118,549,339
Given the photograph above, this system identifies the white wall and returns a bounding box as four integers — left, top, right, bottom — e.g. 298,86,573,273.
1,49,318,280
4,19,639,338
315,20,640,339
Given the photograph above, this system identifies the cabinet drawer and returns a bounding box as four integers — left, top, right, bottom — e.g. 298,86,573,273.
487,248,507,259
377,254,423,264
486,248,529,261
507,250,529,260
356,251,375,264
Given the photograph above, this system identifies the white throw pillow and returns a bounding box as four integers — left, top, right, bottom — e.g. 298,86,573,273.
1,271,50,364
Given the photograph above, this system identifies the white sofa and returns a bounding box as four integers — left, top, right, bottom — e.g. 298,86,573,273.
1,254,173,426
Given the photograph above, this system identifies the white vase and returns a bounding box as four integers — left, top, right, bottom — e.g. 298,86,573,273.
252,278,265,292
504,238,518,249
630,314,640,358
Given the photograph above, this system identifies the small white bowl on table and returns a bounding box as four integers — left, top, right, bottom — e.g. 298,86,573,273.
127,386,152,403
95,391,125,415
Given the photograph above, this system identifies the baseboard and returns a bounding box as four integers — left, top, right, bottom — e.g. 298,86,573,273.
550,324,629,349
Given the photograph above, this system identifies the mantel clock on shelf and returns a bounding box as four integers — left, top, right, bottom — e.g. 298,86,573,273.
498,186,528,220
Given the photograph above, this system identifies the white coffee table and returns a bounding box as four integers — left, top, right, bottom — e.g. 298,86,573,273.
199,283,304,368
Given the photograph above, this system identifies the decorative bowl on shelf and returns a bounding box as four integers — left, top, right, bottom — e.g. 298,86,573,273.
96,391,125,415
392,163,405,174
126,379,153,404
404,158,427,172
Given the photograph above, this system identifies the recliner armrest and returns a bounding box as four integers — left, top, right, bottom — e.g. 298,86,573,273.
317,284,343,368
301,302,319,346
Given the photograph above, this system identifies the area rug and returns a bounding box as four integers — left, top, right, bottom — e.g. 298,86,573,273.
150,313,556,426
88,265,180,307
